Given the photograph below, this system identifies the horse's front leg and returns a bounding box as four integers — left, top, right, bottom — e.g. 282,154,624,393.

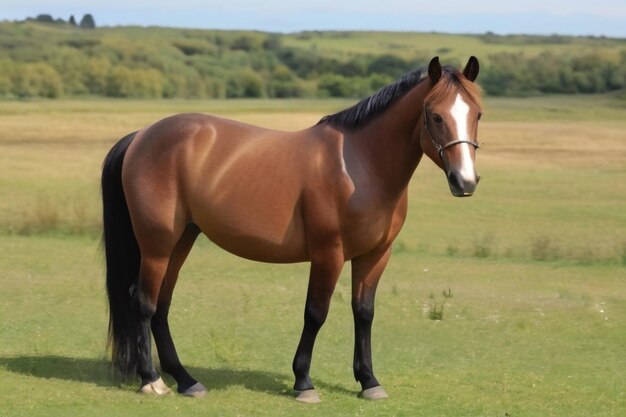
292,246,344,403
351,246,392,400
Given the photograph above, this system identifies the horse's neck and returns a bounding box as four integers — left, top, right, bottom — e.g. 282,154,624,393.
344,81,430,199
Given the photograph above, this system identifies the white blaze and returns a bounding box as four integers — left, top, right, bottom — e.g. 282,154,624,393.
449,93,475,181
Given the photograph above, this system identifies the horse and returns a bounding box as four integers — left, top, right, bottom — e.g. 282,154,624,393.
101,56,482,403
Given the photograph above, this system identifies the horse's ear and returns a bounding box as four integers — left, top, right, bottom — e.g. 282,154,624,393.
463,56,480,82
428,56,442,84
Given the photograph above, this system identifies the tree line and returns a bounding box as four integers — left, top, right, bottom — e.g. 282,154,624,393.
482,51,626,96
25,13,96,29
0,21,624,99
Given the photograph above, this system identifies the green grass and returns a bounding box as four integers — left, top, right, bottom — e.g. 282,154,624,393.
0,236,624,416
0,96,625,415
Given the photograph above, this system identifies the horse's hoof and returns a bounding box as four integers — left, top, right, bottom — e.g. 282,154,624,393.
139,377,172,396
359,385,389,400
295,389,321,404
179,382,208,398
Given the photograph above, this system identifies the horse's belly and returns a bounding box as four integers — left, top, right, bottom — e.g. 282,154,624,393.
205,228,308,263
199,214,308,263
191,187,308,263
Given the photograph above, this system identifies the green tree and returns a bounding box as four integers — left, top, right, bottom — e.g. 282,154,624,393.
85,57,112,95
11,63,64,98
206,78,227,99
368,54,412,77
106,66,164,98
481,53,530,96
277,47,323,78
231,35,263,52
526,52,565,93
106,66,132,97
262,34,282,50
226,69,265,98
318,74,348,97
49,47,89,95
80,14,96,29
34,14,55,24
0,59,14,97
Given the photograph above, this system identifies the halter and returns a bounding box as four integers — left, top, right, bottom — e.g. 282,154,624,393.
423,105,480,161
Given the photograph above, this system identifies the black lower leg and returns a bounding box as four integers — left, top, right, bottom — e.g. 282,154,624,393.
151,311,197,392
353,304,380,390
292,308,325,391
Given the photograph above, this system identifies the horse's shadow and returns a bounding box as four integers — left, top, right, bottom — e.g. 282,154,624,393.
0,355,354,397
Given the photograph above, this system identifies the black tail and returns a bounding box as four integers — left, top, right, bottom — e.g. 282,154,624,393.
101,132,140,380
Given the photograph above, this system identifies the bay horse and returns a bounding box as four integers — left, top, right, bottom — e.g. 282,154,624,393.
101,56,482,402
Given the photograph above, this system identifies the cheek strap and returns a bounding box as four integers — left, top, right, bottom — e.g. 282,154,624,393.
423,106,480,160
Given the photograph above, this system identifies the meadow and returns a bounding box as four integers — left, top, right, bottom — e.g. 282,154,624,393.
0,95,625,416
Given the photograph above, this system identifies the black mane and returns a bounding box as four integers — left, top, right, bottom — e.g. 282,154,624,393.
318,65,466,130
317,67,426,130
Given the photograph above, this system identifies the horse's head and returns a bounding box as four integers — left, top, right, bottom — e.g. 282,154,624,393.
420,56,482,197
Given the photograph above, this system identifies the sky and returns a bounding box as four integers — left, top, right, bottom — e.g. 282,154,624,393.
2,1,626,38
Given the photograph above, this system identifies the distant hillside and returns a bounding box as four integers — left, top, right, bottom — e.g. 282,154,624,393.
0,21,625,99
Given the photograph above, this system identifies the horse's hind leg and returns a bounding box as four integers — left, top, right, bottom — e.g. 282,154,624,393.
135,252,172,395
151,224,207,397
132,218,187,395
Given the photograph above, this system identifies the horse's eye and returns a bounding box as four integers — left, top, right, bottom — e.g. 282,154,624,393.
477,113,482,121
432,114,444,124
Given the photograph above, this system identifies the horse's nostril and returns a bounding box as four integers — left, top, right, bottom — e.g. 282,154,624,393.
476,173,481,183
447,171,461,190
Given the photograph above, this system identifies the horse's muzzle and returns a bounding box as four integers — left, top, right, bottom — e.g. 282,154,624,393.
447,170,480,197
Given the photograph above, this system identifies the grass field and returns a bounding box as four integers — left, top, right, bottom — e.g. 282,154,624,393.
0,95,625,416
280,31,626,62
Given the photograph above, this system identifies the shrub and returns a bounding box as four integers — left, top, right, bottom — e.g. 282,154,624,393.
226,69,265,98
428,288,453,321
11,63,64,98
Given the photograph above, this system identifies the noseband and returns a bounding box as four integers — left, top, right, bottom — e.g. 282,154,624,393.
423,105,480,161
